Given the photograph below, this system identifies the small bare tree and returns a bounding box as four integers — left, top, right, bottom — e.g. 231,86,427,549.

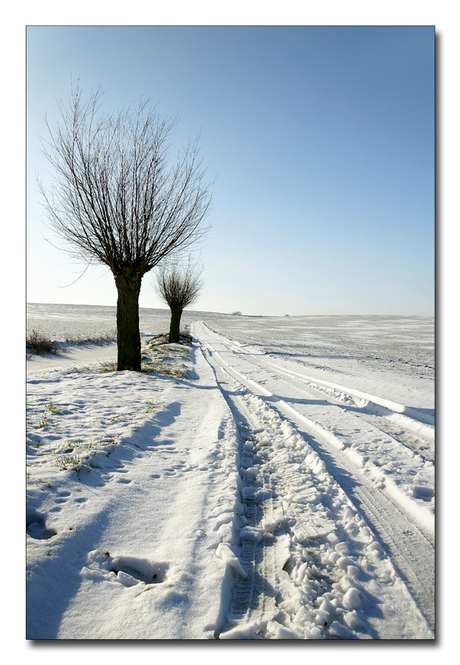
155,258,203,343
39,83,212,371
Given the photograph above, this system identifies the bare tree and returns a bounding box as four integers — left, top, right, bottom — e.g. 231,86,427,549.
39,83,212,370
155,258,203,343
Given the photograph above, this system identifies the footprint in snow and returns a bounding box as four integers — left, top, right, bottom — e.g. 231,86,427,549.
110,558,168,586
412,485,434,501
54,490,71,504
27,511,56,540
167,461,188,474
81,550,170,589
50,492,88,511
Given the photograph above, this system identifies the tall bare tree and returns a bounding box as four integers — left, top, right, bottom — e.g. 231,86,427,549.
39,83,212,370
155,258,203,343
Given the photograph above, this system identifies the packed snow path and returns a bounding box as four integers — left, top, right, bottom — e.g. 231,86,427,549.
27,337,248,639
26,318,434,639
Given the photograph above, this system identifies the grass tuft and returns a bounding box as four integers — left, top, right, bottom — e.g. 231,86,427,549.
27,330,59,355
142,335,190,377
97,331,192,376
98,361,118,374
64,332,116,345
52,434,120,473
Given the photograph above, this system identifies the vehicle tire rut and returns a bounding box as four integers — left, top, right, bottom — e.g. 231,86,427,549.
195,323,434,638
238,349,434,461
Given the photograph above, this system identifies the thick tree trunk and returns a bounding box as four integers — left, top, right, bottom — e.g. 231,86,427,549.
114,268,142,371
169,307,183,343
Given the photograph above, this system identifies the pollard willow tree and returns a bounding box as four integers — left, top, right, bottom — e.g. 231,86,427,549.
155,258,203,343
39,84,212,370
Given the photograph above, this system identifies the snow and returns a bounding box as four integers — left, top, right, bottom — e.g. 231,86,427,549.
25,305,436,647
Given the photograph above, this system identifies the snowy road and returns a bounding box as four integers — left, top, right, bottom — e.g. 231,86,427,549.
26,312,435,640
191,321,435,638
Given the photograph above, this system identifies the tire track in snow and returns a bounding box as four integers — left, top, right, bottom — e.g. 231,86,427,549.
258,357,435,454
205,361,279,633
200,322,435,535
194,323,434,638
278,408,436,632
207,325,434,448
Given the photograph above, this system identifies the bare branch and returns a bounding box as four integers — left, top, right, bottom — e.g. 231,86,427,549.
39,83,213,278
155,256,203,311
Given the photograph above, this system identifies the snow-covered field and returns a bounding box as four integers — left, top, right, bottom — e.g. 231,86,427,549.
26,304,435,643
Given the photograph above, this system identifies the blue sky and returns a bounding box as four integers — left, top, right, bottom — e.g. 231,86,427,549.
27,25,434,315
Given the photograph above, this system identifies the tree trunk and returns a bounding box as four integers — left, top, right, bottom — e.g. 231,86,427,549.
114,268,142,371
169,307,183,343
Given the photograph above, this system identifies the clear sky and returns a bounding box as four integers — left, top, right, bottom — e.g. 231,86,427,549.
26,25,435,316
